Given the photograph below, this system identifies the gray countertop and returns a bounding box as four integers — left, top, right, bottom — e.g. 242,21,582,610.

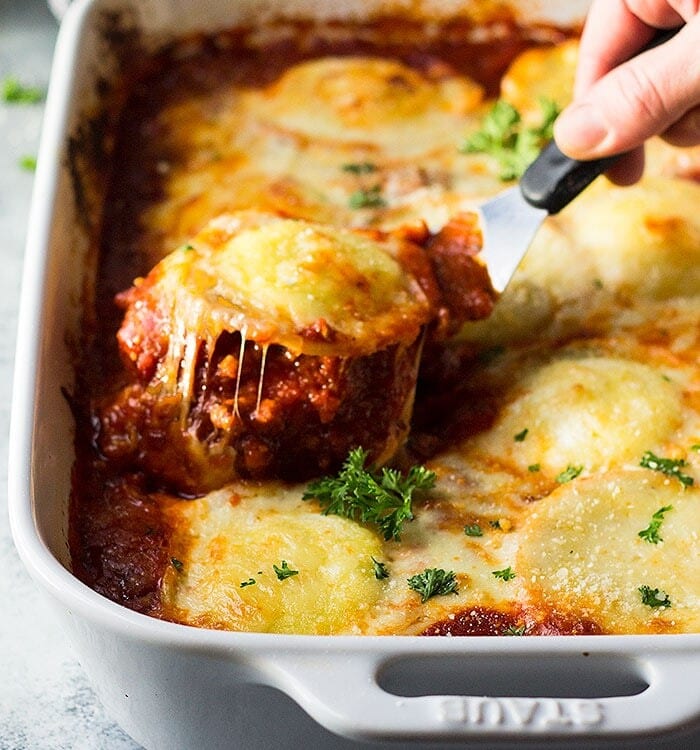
0,1,141,747
1,2,700,749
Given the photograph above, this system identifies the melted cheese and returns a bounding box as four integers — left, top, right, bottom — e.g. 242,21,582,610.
146,210,431,362
251,56,484,154
162,484,384,634
475,356,683,476
84,37,700,635
519,471,700,633
500,38,579,121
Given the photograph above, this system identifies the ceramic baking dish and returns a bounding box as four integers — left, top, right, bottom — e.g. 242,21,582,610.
9,0,700,747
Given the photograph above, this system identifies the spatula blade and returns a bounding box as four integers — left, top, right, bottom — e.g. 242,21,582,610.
478,187,548,293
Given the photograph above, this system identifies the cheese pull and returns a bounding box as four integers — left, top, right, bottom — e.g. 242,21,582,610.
96,211,448,493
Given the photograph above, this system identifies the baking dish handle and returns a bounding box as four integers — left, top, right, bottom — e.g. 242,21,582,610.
264,649,700,741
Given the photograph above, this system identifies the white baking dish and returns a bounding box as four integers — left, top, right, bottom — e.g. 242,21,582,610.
9,0,700,747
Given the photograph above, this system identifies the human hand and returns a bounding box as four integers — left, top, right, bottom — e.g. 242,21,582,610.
553,0,700,185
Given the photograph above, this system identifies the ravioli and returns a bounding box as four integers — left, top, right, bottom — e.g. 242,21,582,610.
161,483,385,634
519,472,700,633
476,355,682,476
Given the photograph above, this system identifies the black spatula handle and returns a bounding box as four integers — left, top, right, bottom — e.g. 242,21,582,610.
520,25,682,215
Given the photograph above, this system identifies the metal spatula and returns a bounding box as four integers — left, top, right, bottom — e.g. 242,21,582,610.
479,25,682,293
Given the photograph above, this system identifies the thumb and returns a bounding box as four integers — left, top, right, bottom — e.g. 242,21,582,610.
554,21,700,160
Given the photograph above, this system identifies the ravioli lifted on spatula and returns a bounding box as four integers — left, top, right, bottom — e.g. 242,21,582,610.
96,209,494,494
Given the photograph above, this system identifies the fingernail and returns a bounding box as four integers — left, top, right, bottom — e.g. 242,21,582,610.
554,103,609,156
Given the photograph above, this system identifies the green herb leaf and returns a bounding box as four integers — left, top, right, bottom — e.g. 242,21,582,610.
273,560,299,580
638,505,673,545
555,464,583,483
407,568,458,603
371,557,390,580
514,428,528,442
640,451,694,487
19,155,37,172
502,624,526,636
638,585,672,608
240,578,256,588
303,447,436,541
528,463,541,473
1,76,44,104
460,97,560,181
170,557,184,572
348,185,386,209
464,523,483,537
492,566,516,581
342,161,377,174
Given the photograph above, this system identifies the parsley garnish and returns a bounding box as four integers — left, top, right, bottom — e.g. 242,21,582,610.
640,451,694,487
1,76,44,104
273,561,299,580
19,155,37,172
407,568,458,603
556,464,583,483
528,464,541,473
170,557,184,572
303,447,436,541
638,585,672,609
342,162,377,174
514,428,528,442
638,505,673,545
240,578,256,588
492,566,516,581
502,624,527,636
371,557,390,580
460,98,560,181
348,185,386,209
464,523,483,537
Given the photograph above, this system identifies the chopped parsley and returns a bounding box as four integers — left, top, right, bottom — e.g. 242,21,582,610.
273,561,299,580
514,428,529,442
502,624,527,636
371,557,390,580
640,451,694,487
492,566,516,581
555,464,583,483
19,155,37,172
478,345,506,365
240,578,256,588
528,463,541,473
489,519,503,530
407,568,458,603
342,162,377,174
460,98,560,181
170,557,184,572
1,76,44,104
638,585,672,609
303,447,436,541
638,505,673,545
464,523,483,537
348,185,386,209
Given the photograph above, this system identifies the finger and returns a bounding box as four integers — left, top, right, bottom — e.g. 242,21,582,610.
661,104,700,146
604,147,646,186
554,19,700,160
574,0,690,96
574,0,656,96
